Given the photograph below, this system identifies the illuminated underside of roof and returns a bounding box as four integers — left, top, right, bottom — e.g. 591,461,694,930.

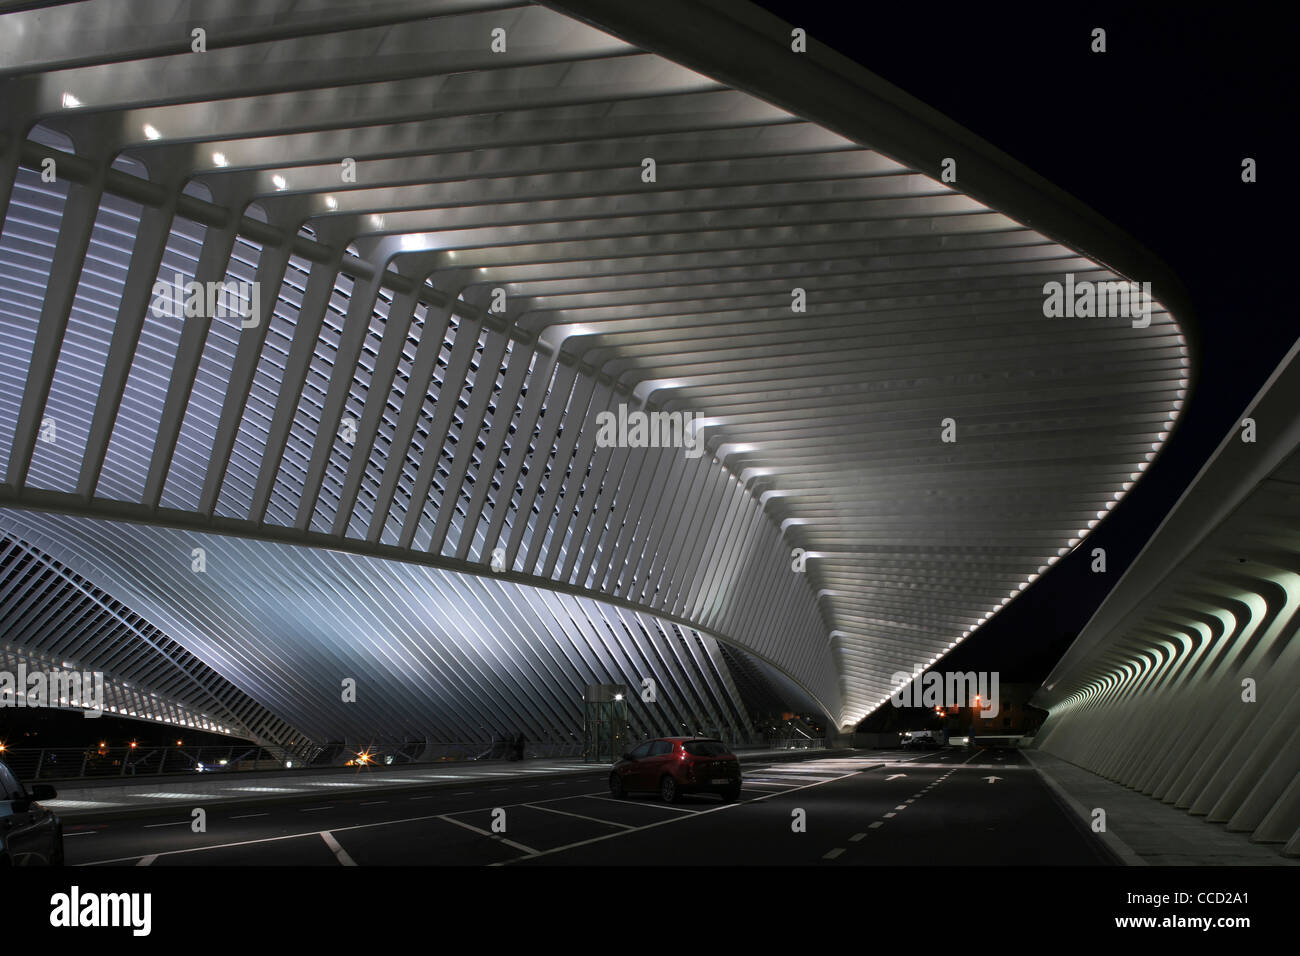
0,0,1189,744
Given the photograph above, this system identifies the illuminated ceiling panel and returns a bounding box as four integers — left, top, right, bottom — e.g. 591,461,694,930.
0,0,1189,735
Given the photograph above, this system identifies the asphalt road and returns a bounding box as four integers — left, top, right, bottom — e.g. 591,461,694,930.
63,749,1115,866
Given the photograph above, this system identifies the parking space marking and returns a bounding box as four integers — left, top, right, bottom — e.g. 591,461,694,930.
589,796,697,813
528,803,633,829
320,831,357,866
72,761,870,867
437,814,538,855
499,770,864,865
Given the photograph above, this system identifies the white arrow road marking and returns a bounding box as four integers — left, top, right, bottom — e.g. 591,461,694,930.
984,776,1002,783
886,774,907,780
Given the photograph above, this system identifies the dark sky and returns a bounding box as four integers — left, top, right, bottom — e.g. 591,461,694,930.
750,1,1298,687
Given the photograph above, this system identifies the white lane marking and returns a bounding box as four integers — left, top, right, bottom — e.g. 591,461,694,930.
588,796,696,813
135,855,157,866
79,816,436,865
884,812,896,818
823,848,845,860
849,833,866,842
527,803,632,829
71,758,844,866
142,821,188,829
746,770,872,805
868,821,883,829
894,805,908,810
320,831,357,866
230,812,269,819
408,795,437,801
437,814,538,855
63,831,97,837
360,800,388,806
498,770,866,866
521,792,606,806
299,806,333,812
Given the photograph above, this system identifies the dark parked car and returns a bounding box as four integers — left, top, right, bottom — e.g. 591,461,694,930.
609,737,741,803
0,759,62,865
902,734,941,751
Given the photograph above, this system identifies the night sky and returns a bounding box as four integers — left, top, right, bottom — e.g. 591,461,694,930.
750,1,1297,688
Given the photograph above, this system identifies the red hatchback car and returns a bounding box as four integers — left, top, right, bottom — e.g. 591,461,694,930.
609,737,741,803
